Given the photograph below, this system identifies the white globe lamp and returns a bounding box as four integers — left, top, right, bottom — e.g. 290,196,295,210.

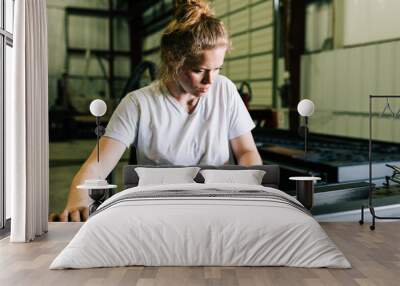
90,99,107,117
297,99,315,117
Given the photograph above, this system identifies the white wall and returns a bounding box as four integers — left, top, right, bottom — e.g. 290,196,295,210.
300,0,400,142
342,0,400,46
301,40,400,143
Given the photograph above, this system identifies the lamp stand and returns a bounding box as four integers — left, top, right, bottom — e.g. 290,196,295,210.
304,116,308,155
94,116,105,163
96,116,100,162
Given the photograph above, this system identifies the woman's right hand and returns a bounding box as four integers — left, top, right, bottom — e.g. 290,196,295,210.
58,137,126,222
60,189,90,222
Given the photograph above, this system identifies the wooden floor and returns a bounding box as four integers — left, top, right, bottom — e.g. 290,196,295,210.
0,222,399,286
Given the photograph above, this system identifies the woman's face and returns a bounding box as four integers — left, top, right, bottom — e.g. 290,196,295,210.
177,46,226,97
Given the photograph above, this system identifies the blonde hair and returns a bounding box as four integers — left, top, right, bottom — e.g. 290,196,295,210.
159,0,230,82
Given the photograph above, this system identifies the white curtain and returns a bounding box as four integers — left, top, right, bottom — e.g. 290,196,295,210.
7,0,49,242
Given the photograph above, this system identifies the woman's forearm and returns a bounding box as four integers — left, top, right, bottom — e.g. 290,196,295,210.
238,150,263,166
65,137,126,208
66,160,103,207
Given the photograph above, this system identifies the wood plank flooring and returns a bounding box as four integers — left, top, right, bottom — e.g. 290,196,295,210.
0,222,399,286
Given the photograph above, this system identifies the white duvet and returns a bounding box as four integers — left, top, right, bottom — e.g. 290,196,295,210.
50,183,351,269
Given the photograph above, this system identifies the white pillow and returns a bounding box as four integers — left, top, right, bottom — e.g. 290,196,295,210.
135,167,201,186
200,169,266,185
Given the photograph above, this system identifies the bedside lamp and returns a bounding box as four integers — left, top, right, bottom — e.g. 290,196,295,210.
297,99,315,155
89,99,107,162
290,100,318,210
77,99,116,215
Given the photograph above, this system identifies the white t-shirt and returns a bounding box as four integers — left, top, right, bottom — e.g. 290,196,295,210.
104,74,255,165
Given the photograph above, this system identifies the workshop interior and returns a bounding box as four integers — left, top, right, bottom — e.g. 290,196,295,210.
2,0,400,230
47,0,400,221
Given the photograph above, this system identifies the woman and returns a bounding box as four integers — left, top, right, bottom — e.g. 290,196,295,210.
61,0,262,222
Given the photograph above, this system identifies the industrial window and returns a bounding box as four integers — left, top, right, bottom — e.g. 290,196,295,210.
1,0,14,231
215,0,274,108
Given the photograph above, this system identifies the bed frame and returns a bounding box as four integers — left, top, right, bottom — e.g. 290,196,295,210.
123,165,280,189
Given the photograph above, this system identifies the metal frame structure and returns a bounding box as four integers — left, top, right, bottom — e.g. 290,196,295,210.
384,164,400,186
272,0,281,109
65,1,132,100
63,0,161,101
359,95,400,230
279,0,306,133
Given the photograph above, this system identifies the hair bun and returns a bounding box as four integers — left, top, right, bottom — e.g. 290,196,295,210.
174,0,214,25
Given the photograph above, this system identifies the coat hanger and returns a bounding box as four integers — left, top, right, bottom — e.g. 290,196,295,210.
396,108,400,119
380,98,396,117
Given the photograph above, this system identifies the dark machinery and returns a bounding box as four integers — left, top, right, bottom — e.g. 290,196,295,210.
238,81,252,109
384,164,400,187
254,128,400,192
237,81,278,129
119,60,157,103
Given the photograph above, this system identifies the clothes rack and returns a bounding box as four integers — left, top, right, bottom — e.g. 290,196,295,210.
360,95,400,230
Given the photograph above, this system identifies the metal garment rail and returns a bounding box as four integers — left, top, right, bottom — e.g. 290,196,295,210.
360,95,400,230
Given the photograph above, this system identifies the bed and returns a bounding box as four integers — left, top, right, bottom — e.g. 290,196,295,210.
50,165,351,269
